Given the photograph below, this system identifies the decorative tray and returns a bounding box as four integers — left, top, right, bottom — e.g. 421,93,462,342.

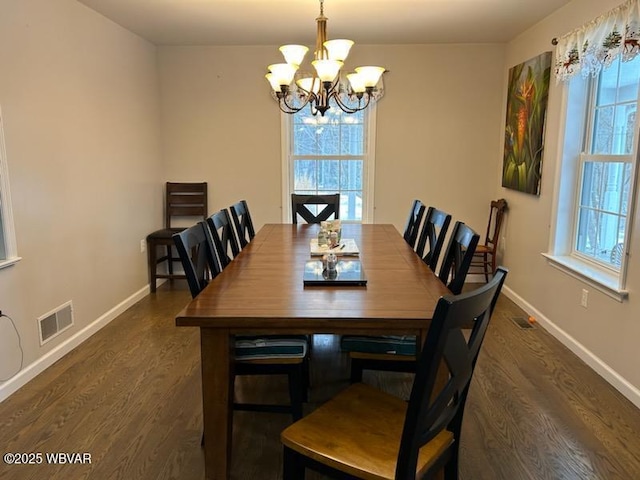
303,259,367,286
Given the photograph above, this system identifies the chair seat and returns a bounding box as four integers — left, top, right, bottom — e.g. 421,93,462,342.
340,335,417,356
473,244,491,254
235,336,308,361
281,383,454,480
147,227,185,240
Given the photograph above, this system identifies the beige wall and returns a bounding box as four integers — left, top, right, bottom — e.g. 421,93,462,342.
158,44,506,235
0,0,161,391
502,0,640,403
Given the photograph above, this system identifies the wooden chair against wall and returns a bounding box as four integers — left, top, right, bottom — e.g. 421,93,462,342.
282,268,508,480
229,200,256,249
291,193,340,224
341,221,480,382
470,198,508,282
403,199,426,249
146,182,207,292
415,206,452,271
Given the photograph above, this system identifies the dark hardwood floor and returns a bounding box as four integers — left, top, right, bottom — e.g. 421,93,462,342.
1,281,639,479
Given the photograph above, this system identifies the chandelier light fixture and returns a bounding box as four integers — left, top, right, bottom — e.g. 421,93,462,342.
265,0,386,117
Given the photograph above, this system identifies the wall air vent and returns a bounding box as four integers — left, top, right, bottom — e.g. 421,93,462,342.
38,301,74,345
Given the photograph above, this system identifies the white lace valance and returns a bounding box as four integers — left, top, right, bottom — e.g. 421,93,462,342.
554,0,640,82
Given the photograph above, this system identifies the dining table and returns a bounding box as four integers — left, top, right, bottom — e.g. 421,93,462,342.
175,223,451,480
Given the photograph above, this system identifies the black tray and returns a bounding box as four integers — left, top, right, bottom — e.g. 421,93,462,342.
303,260,367,286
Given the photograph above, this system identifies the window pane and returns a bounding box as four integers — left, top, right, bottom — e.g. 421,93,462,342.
340,161,363,190
317,124,340,155
612,103,636,154
294,160,317,190
340,191,362,222
318,160,340,190
592,106,614,153
617,56,640,103
293,124,319,155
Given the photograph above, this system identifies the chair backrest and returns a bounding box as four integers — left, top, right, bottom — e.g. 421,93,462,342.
438,221,480,295
206,209,240,269
164,182,208,229
403,199,426,249
173,222,221,299
291,194,340,224
415,206,452,271
230,200,256,249
395,267,508,479
483,198,508,251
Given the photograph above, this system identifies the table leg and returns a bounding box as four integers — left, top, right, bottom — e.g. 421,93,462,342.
201,328,233,480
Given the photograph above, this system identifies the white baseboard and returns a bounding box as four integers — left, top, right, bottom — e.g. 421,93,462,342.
0,285,150,403
502,285,640,410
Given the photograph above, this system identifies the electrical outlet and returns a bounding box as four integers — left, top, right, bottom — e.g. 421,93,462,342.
501,236,506,251
581,289,588,308
140,239,146,254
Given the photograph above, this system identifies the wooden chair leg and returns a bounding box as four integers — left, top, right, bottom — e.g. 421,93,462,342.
148,240,157,293
288,366,304,421
483,252,489,283
283,446,305,480
166,244,174,275
349,358,363,383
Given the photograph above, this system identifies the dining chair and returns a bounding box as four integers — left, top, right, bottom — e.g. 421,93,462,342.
291,193,340,224
206,209,240,269
403,199,426,249
415,206,452,271
146,182,207,292
282,268,508,480
341,221,480,382
173,222,309,422
469,198,507,282
229,199,256,249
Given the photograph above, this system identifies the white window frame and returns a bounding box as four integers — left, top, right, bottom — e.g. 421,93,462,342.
0,106,20,270
544,67,639,302
280,106,377,223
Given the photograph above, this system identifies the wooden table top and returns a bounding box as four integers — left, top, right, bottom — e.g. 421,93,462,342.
176,223,450,334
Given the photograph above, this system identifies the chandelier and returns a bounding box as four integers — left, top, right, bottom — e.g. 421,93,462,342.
265,0,385,117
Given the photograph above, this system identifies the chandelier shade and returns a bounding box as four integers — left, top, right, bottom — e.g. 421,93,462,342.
265,0,386,116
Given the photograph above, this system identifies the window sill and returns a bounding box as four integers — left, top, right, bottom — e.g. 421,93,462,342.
541,253,628,302
0,256,21,271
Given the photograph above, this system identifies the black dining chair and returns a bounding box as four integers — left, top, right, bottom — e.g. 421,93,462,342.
415,206,452,271
291,193,340,224
403,199,426,249
341,221,480,382
229,200,256,249
206,209,240,269
173,222,309,422
282,268,508,480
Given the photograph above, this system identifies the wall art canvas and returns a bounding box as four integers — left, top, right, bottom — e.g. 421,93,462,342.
502,52,551,195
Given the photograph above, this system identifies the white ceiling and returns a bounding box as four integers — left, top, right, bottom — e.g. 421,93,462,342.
77,0,571,46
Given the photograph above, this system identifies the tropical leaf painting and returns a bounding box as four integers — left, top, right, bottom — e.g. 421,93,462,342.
502,52,551,195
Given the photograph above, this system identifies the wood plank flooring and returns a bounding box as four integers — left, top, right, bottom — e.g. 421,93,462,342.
1,281,639,479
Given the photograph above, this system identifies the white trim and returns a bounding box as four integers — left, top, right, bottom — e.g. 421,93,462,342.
0,106,19,265
280,112,291,223
502,285,640,409
542,253,628,301
0,285,150,403
364,105,377,224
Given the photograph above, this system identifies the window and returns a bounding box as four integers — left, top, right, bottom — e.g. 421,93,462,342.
0,107,20,269
547,55,639,299
574,56,638,269
282,106,376,223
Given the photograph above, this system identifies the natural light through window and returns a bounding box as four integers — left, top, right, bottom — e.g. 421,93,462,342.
547,55,639,299
284,106,376,223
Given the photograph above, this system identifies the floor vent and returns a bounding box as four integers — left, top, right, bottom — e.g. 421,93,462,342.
38,301,74,345
511,316,535,329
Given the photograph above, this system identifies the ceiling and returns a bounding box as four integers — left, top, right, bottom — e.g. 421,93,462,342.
77,0,571,46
